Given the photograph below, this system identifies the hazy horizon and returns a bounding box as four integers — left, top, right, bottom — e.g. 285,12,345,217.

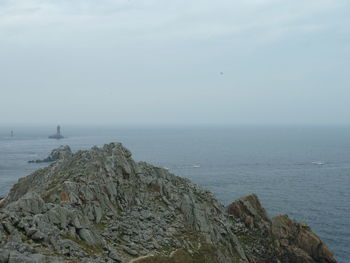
1,0,349,125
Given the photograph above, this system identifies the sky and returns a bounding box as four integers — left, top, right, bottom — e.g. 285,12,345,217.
0,0,349,125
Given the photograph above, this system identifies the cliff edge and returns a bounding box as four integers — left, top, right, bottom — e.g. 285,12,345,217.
0,143,337,263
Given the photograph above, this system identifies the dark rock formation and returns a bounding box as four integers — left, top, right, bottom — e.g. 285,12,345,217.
227,194,336,263
227,194,270,232
28,146,72,163
0,142,337,263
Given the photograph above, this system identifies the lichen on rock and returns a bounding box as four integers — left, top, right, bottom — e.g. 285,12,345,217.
0,142,337,263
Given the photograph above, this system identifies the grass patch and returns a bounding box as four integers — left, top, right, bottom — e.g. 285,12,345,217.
237,234,257,246
95,222,106,231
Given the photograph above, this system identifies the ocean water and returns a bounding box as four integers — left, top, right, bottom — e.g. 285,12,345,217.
0,125,349,262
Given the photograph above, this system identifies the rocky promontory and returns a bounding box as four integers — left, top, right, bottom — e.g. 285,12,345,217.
0,143,337,263
28,146,72,163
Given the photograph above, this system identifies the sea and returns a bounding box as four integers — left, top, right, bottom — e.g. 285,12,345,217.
0,125,349,262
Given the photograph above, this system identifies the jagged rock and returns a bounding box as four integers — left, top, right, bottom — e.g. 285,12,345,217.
8,251,33,263
123,246,138,256
78,228,102,247
227,194,337,263
30,254,65,263
0,142,337,263
108,249,123,262
4,251,64,263
271,214,336,263
28,146,72,163
0,249,10,263
7,192,46,214
30,230,46,242
227,194,270,231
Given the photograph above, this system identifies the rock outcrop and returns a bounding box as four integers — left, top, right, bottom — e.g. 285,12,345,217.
227,194,336,263
0,142,337,263
28,146,72,163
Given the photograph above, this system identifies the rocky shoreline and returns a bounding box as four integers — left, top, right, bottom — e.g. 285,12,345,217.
0,142,337,263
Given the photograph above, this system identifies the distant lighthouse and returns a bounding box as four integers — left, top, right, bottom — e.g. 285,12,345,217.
49,125,64,139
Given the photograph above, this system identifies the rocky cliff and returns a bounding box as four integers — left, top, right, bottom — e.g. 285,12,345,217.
0,143,337,263
227,194,336,263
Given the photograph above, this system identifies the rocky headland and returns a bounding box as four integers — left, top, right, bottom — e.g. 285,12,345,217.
0,142,337,263
28,146,72,163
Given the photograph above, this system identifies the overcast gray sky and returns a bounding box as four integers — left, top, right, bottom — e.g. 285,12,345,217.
0,0,349,125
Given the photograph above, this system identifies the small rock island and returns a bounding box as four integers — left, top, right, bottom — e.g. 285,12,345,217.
48,125,64,139
0,143,337,263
